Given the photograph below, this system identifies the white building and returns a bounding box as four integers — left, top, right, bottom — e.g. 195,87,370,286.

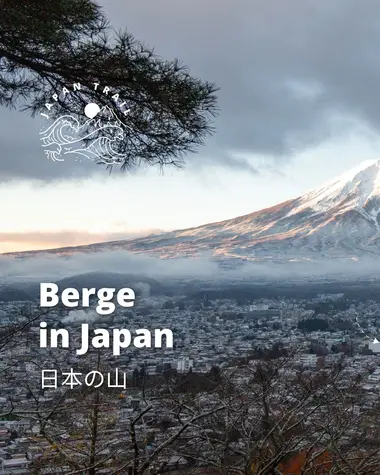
0,457,30,473
249,304,269,311
177,357,193,373
369,339,380,353
297,354,318,367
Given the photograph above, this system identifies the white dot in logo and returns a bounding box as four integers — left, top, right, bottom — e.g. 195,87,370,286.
84,103,100,119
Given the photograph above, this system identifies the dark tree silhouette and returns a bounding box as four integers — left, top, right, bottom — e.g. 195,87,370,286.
0,0,218,170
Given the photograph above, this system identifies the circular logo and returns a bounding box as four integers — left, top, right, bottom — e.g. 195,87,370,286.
39,82,131,165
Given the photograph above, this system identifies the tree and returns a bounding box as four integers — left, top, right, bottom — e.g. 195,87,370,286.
209,365,221,383
26,353,133,474
6,302,380,475
152,354,380,475
23,356,226,474
6,332,380,475
0,0,218,170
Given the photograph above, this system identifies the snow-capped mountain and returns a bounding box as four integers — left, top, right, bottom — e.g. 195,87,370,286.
116,159,380,263
6,159,380,264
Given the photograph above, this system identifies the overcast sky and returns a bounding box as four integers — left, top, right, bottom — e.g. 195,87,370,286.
2,0,380,253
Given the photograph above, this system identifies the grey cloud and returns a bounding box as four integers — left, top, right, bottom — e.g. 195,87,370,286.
2,250,380,284
2,0,380,179
0,110,104,181
107,0,380,160
190,151,260,175
0,250,220,281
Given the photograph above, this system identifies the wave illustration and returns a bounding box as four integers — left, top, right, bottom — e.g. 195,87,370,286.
39,108,128,163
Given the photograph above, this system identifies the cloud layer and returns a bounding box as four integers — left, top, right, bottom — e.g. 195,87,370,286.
2,249,380,284
2,0,380,179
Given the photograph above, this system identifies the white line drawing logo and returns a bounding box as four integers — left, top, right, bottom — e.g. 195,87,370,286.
39,84,131,165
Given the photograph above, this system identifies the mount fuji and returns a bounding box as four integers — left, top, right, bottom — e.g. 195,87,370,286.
6,159,380,265
98,158,380,263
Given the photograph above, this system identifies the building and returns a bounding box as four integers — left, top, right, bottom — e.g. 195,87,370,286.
177,357,193,373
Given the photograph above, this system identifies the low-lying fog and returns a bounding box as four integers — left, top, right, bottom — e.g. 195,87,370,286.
0,250,379,284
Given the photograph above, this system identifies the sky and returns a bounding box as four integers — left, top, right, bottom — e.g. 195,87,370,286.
2,0,380,253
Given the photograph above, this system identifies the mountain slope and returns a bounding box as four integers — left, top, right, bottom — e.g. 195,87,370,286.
5,159,380,263
105,159,380,262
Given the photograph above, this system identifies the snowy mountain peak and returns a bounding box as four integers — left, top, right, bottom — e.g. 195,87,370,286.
120,158,380,262
7,159,380,264
286,159,380,221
